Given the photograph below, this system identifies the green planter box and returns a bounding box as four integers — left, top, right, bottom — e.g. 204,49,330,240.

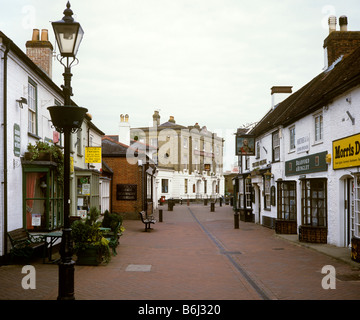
75,247,102,266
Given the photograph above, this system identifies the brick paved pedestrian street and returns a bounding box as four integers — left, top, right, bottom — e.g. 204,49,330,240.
1,203,360,302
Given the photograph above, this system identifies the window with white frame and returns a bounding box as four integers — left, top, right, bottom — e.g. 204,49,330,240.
239,177,244,208
352,174,360,238
289,126,296,151
183,154,188,170
264,176,271,209
193,139,199,150
28,79,37,135
314,113,323,142
256,141,260,159
245,177,252,209
272,131,280,162
183,137,188,148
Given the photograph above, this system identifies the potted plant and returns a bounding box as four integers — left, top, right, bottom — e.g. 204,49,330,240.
71,207,111,265
25,141,64,186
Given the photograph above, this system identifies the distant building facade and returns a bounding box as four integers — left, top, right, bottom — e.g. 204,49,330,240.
131,111,225,202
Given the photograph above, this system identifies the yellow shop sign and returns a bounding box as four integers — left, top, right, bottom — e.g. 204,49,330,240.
85,147,102,163
333,133,360,169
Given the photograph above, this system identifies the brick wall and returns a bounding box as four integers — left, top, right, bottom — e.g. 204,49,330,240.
104,156,144,217
324,31,360,66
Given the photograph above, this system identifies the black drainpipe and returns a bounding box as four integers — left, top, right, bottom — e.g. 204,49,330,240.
2,38,11,262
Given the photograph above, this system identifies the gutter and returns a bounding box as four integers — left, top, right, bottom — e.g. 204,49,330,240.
2,38,10,260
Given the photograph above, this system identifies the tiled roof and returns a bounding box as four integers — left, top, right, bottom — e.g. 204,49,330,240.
250,45,360,136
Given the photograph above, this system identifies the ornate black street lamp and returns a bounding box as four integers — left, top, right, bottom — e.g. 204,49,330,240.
48,2,87,300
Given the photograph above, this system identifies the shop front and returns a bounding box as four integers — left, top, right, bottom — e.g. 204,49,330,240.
23,161,63,231
333,134,360,261
238,173,253,222
285,151,329,243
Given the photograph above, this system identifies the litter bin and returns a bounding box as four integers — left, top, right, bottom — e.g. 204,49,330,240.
168,199,174,211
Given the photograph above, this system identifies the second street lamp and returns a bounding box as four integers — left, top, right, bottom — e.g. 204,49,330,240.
48,1,87,300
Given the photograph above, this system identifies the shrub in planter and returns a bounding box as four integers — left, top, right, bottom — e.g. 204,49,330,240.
71,207,111,265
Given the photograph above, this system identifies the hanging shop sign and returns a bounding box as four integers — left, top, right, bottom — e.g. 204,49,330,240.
333,133,360,170
285,151,328,176
85,147,102,163
236,134,255,156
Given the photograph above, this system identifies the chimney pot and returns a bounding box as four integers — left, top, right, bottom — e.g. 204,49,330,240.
328,15,337,34
32,29,40,41
41,29,49,41
339,16,348,31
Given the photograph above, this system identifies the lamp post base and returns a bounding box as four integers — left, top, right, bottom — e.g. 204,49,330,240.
57,227,75,300
58,259,75,300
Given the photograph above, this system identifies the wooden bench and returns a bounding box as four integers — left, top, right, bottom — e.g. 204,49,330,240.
139,211,156,232
7,228,45,261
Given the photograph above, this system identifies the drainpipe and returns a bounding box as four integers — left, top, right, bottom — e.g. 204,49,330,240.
2,38,11,260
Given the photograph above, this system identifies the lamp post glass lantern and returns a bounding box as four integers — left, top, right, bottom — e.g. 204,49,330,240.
52,1,84,57
48,1,87,301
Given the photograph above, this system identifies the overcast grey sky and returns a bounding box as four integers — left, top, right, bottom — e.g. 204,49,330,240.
2,0,360,170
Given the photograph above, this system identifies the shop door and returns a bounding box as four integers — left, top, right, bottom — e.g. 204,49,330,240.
344,178,354,247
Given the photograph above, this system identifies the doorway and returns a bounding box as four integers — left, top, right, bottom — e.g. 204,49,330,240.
344,178,354,247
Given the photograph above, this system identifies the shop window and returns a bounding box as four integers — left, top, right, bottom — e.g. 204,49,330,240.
77,176,91,216
277,181,296,220
76,174,100,215
24,168,63,231
245,177,252,209
353,174,360,238
238,177,244,208
264,174,271,210
301,179,327,227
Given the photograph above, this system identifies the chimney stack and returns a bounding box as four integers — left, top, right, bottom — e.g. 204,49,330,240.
271,86,292,108
152,110,160,127
26,29,53,78
169,116,175,123
119,114,130,146
323,16,360,68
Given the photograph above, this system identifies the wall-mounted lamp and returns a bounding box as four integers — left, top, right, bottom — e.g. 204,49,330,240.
16,97,27,108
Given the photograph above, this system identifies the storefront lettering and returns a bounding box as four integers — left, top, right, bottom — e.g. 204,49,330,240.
334,141,360,159
296,158,310,172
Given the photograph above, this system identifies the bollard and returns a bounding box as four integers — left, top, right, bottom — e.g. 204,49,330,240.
187,199,190,206
234,212,239,229
204,198,208,206
159,209,163,222
219,198,222,207
210,202,215,212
